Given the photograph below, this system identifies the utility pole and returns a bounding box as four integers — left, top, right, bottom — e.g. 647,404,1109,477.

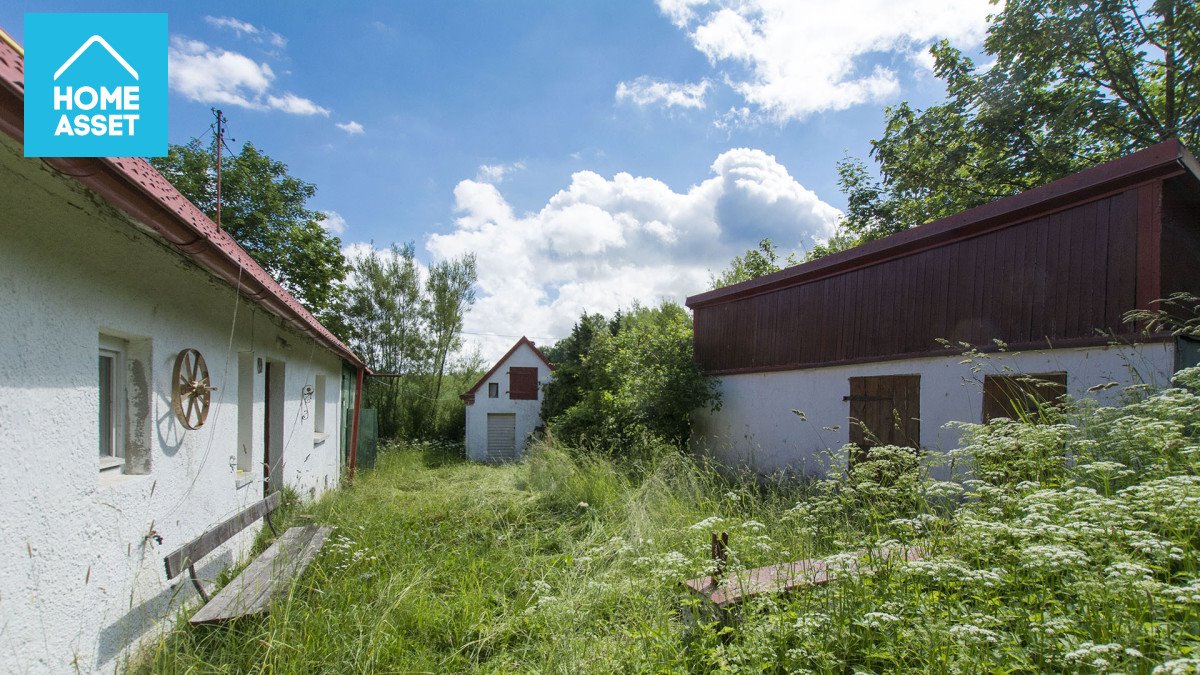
212,108,227,228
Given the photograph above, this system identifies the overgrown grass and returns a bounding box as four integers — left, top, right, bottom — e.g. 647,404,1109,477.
139,370,1200,673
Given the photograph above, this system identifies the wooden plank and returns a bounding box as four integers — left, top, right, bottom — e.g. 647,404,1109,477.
684,547,923,608
163,492,281,579
1136,181,1164,309
190,525,331,624
1029,214,1051,340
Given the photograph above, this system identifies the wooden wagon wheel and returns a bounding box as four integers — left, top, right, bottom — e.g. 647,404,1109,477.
172,349,215,430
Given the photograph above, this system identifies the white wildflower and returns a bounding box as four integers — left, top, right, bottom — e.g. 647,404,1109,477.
1160,578,1200,605
689,516,724,531
1104,561,1154,580
1020,544,1090,572
948,623,999,644
1065,642,1140,670
858,612,901,629
1153,658,1200,674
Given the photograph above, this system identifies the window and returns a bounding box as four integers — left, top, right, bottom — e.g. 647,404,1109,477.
846,375,921,457
314,374,327,435
488,382,499,398
98,335,126,472
508,367,538,400
982,372,1067,422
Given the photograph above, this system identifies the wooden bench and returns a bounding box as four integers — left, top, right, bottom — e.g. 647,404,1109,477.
163,492,332,624
683,533,923,621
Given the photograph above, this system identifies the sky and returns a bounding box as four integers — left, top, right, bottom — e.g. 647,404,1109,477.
4,1,998,361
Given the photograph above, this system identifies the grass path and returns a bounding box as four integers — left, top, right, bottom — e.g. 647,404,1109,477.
139,441,769,673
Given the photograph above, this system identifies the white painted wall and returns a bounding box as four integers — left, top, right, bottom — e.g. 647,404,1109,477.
0,137,347,671
464,344,551,462
692,343,1176,476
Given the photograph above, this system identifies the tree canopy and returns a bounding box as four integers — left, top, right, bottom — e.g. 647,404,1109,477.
344,243,478,440
833,0,1200,251
542,302,720,452
150,138,348,322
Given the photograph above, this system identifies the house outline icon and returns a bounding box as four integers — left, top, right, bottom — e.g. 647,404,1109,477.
53,35,139,81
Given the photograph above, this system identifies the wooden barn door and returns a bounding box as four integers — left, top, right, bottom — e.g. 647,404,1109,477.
847,375,921,458
486,413,517,462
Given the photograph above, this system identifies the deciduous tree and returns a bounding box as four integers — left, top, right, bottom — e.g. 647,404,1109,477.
834,0,1200,249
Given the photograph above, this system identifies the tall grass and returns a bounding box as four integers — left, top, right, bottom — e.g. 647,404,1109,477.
139,369,1200,673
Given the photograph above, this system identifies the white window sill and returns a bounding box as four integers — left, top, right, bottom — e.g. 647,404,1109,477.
313,432,329,446
99,470,149,489
99,456,125,472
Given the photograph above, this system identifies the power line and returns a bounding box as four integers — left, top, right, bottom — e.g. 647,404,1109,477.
456,329,563,342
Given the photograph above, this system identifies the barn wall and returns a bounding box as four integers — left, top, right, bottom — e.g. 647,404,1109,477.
0,138,344,671
1161,175,1200,301
694,188,1143,373
464,344,551,462
691,342,1176,476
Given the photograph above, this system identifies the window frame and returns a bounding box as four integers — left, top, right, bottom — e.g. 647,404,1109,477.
98,334,126,472
488,382,499,398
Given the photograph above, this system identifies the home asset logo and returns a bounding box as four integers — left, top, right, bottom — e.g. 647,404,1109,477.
24,13,167,157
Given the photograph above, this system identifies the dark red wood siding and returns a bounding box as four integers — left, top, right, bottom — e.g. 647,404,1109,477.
693,188,1147,374
1161,176,1200,300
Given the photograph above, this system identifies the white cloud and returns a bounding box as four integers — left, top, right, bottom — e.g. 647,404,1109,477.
646,0,994,122
266,92,331,116
336,120,366,135
476,161,526,184
204,15,288,49
615,76,710,110
168,37,329,115
426,148,841,360
321,210,347,235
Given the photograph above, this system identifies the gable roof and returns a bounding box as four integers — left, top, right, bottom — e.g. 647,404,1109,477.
688,139,1200,309
460,337,554,402
0,33,365,369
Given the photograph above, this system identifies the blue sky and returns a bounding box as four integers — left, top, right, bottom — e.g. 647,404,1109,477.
4,1,996,359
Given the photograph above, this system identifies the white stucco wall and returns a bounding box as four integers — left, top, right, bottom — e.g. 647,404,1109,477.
0,137,347,671
464,344,551,462
692,342,1177,476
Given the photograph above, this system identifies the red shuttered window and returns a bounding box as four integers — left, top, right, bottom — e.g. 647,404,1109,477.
508,367,538,400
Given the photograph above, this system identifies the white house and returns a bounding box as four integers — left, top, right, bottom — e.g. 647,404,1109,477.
460,337,554,462
688,141,1200,475
0,40,367,672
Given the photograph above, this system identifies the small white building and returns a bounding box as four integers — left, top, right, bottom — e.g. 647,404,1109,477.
0,41,367,671
461,337,554,462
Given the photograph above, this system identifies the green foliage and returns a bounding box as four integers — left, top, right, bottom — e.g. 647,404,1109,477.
710,238,797,289
150,139,348,323
140,371,1200,672
543,302,721,451
541,312,609,425
836,0,1200,245
343,243,479,441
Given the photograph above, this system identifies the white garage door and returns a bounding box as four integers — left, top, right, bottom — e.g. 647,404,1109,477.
486,413,517,462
